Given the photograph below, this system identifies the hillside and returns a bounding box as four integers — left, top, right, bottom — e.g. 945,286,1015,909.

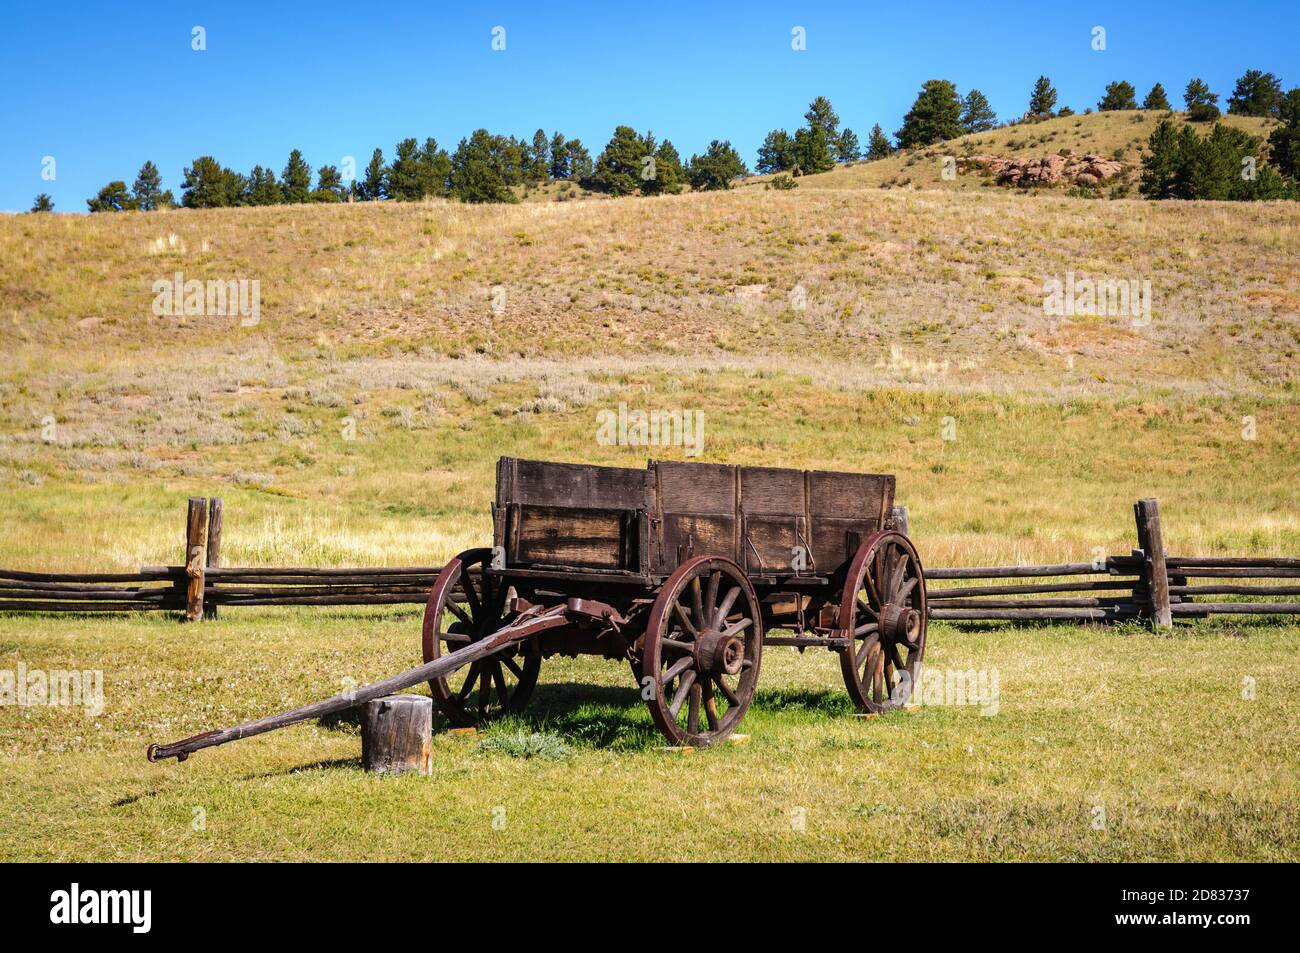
1,124,1297,572
791,110,1280,193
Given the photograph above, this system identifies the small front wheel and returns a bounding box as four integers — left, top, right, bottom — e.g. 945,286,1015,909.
422,548,540,727
641,556,762,747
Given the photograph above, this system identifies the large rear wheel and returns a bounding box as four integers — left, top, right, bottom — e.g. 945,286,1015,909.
641,556,762,747
837,532,928,713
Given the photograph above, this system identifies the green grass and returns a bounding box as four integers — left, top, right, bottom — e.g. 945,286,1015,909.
1,608,1296,861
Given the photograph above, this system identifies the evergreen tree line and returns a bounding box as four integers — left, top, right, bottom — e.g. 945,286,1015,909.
32,68,1293,212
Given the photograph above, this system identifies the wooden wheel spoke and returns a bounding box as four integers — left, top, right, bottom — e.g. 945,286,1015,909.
890,553,910,600
456,662,481,702
672,601,698,638
491,661,510,708
715,675,740,706
661,637,694,655
687,683,702,734
896,576,918,603
701,680,720,731
501,654,524,680
888,642,905,673
854,621,879,638
856,633,880,669
704,571,720,623
446,600,473,627
660,655,694,685
461,568,481,618
690,576,705,629
477,663,493,713
714,586,741,627
669,669,697,718
720,617,752,639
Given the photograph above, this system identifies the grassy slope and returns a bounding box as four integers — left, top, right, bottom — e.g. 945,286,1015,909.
0,109,1297,860
791,110,1280,192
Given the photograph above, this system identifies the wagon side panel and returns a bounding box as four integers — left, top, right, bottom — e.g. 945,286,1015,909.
652,461,738,572
806,471,895,571
737,466,807,575
495,457,648,573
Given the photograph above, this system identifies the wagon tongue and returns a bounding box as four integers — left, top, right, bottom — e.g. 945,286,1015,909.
144,605,571,763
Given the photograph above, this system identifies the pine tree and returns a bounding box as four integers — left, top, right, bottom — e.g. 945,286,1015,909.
280,149,312,203
86,181,136,212
357,148,388,200
417,138,451,197
131,161,172,210
1028,76,1057,118
960,89,997,133
804,96,840,140
30,193,54,213
181,156,246,208
312,165,345,202
565,139,593,180
837,127,861,161
642,139,684,195
388,138,424,201
1138,119,1181,198
528,129,550,183
686,140,747,191
593,126,651,195
866,124,894,160
1267,88,1300,180
1142,83,1171,110
896,80,964,148
449,130,519,203
756,130,796,174
549,132,568,179
793,125,836,173
1098,81,1138,111
1228,70,1284,117
1184,79,1220,122
244,165,282,205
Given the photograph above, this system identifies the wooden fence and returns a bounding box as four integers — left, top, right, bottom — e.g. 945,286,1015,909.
1,497,1296,627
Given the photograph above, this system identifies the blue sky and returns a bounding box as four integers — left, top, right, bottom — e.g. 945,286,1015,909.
2,1,1296,212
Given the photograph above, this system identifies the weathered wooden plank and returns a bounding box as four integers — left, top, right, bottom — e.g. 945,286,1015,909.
1170,602,1300,615
184,498,207,623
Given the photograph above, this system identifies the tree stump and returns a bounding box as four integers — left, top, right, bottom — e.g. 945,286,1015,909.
361,695,432,775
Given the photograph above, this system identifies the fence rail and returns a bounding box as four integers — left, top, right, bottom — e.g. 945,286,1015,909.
1,496,1297,627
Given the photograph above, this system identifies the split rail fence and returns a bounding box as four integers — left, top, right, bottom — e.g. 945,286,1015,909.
1,497,1296,628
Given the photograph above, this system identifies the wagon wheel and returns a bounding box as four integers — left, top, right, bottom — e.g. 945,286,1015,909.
422,548,540,728
838,531,927,713
642,556,763,747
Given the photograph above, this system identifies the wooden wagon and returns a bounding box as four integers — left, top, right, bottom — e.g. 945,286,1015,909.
148,457,928,761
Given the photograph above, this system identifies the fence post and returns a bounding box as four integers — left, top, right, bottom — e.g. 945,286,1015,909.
1133,498,1172,629
184,498,208,622
204,497,223,620
891,505,910,537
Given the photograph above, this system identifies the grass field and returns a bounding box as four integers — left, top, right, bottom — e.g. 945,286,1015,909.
1,110,1297,861
3,611,1297,862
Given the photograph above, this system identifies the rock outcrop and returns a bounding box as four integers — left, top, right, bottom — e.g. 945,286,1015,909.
957,152,1124,188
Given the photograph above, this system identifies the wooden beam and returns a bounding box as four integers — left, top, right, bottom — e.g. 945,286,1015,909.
203,497,223,619
184,498,207,622
1134,498,1172,629
891,504,910,537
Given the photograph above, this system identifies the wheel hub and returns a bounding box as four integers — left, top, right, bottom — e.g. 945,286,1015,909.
880,602,922,648
694,629,744,675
